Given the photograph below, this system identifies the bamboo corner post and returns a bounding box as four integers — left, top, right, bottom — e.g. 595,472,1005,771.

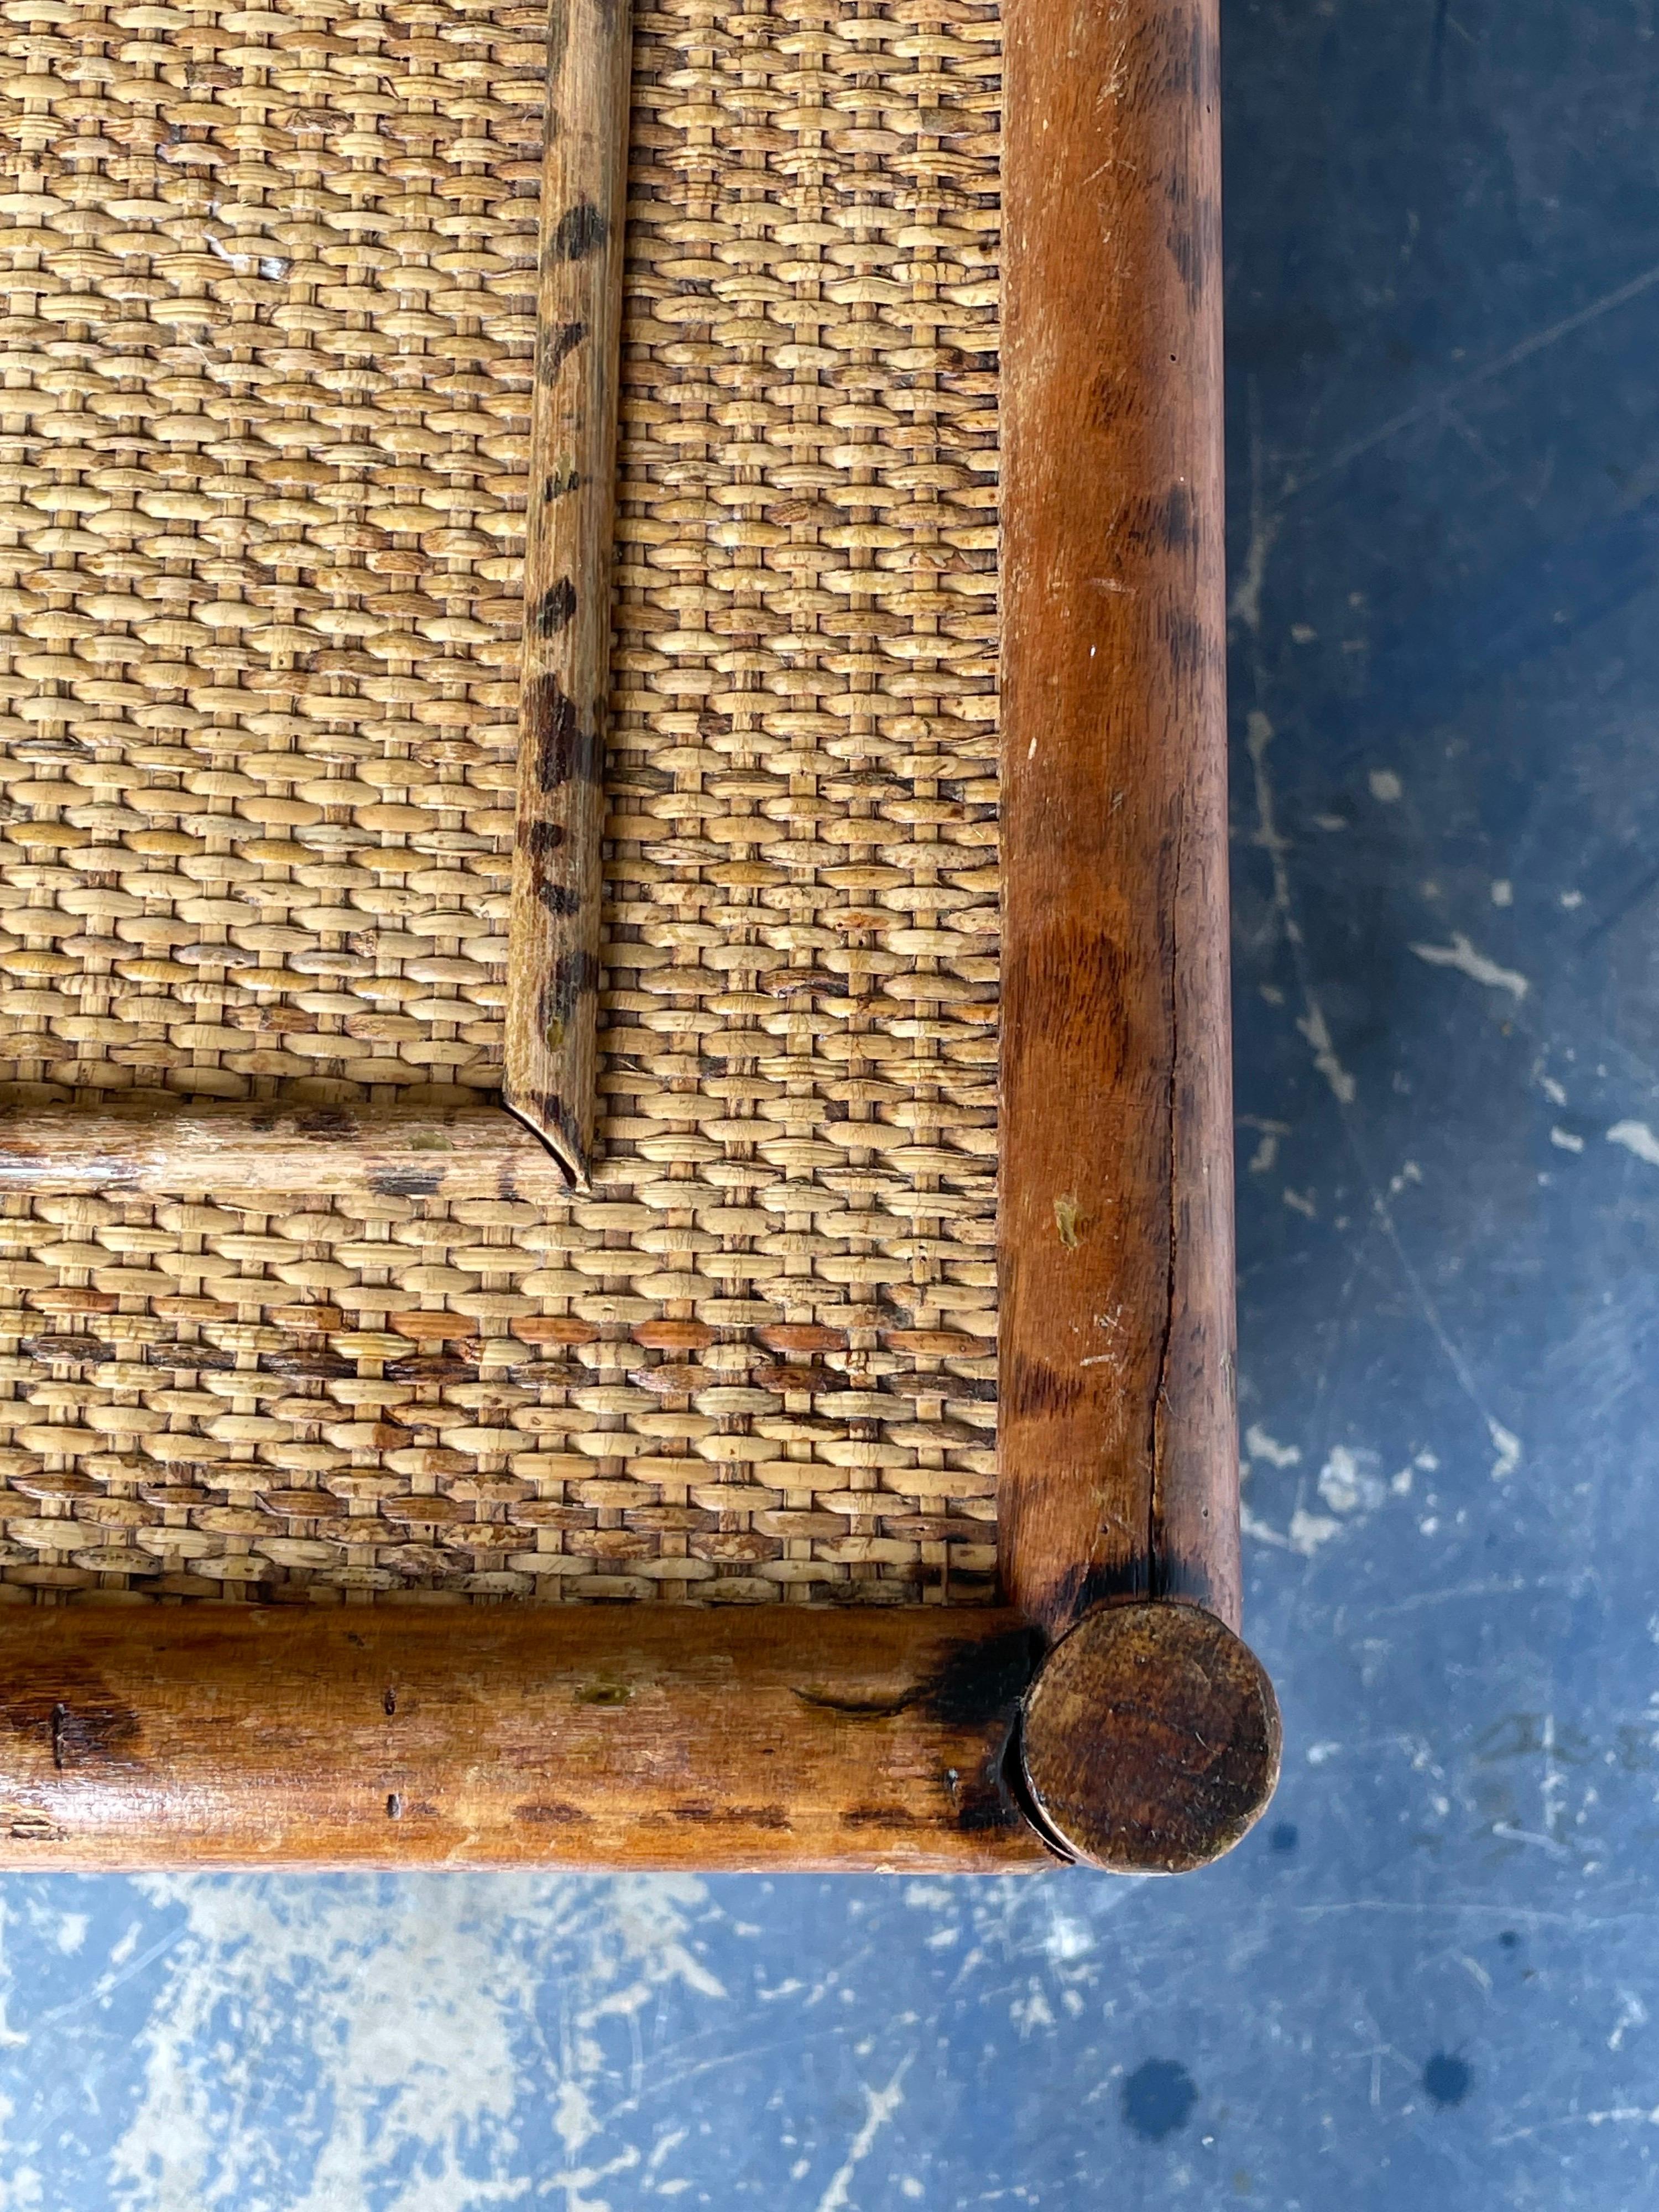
0,0,1281,1876
999,0,1280,1867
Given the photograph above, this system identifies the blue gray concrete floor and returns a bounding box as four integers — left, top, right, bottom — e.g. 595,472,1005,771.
4,1,1658,2204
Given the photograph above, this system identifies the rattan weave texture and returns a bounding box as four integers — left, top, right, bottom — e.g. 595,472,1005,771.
0,0,1002,1603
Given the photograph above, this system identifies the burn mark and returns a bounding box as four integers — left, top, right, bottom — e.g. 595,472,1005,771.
537,879,581,918
1152,0,1218,100
1158,482,1196,553
535,317,587,384
386,1355,478,1385
1003,1352,1084,1420
1147,1545,1219,1611
760,967,839,1001
545,199,607,264
1164,165,1219,307
517,1092,584,1187
23,1335,112,1365
524,818,565,862
526,673,599,791
369,1167,444,1198
533,577,578,637
3,1679,142,1771
543,951,599,1031
261,1349,354,1380
294,1108,356,1138
1163,603,1213,685
159,1342,236,1371
952,1779,1024,1833
1052,1561,1153,1621
925,1627,1045,1728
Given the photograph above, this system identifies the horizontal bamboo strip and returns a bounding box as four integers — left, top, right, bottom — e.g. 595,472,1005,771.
0,1104,567,1198
0,1600,1051,1870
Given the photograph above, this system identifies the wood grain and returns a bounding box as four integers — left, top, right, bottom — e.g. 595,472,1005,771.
503,0,635,1187
998,0,1240,1636
1019,1602,1281,1873
0,1103,571,1198
0,1602,1052,1871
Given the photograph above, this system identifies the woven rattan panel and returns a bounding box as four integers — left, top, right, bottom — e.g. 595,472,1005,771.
0,0,1001,1604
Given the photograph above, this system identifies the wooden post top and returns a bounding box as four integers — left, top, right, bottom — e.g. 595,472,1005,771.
1018,1603,1281,1874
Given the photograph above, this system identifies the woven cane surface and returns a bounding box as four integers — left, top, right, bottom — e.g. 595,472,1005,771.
0,0,1001,1603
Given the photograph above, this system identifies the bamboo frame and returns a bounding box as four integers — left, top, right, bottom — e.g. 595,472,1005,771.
0,0,1280,1874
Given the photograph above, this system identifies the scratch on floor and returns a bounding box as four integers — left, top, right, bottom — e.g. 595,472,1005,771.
1249,711,1360,1105
1243,705,1522,1488
1286,254,1659,494
814,2057,912,2212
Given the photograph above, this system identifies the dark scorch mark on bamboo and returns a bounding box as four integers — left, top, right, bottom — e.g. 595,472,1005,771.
525,674,599,791
535,318,587,384
541,952,599,1039
533,578,578,637
545,200,608,264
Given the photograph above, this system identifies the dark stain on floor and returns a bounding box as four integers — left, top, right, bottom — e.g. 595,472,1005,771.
1122,2059,1198,2142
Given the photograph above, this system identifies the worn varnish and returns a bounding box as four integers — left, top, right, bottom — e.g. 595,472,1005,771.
0,1604,1051,1871
1019,1603,1281,1873
998,0,1241,1637
0,1103,570,1198
503,0,634,1186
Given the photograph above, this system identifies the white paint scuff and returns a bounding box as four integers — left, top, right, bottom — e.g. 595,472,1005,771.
1317,1446,1386,1515
108,1875,723,2212
1288,1507,1342,1556
1488,1419,1522,1483
1244,1425,1301,1469
1608,1119,1659,1169
1408,932,1530,1001
1240,1504,1290,1550
1295,1002,1358,1105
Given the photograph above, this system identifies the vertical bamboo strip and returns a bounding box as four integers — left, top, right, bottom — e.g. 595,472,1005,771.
999,0,1239,1636
505,0,635,1186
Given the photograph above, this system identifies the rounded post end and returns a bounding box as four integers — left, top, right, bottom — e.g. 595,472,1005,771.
1018,1602,1281,1874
